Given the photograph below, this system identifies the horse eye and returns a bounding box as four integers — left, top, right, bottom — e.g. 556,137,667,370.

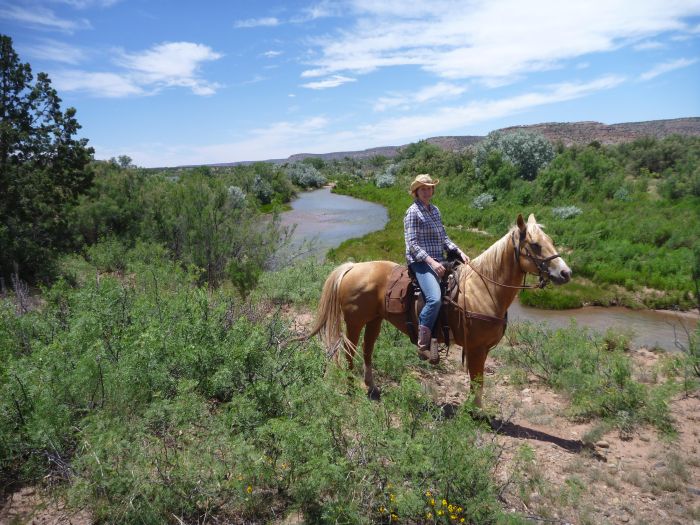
530,242,542,254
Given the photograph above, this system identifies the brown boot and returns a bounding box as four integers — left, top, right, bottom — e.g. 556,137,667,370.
417,326,439,365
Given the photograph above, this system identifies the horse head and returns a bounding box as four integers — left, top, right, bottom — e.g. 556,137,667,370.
515,213,572,285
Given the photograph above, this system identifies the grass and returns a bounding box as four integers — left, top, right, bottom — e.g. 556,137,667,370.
492,321,679,436
328,168,698,310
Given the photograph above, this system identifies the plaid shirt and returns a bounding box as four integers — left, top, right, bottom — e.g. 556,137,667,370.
404,199,458,264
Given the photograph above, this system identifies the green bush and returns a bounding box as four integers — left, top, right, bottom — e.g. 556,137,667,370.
498,322,675,434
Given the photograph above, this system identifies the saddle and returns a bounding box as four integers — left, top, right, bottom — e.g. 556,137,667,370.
385,252,463,345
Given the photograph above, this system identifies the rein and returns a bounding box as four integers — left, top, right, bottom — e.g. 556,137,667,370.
461,230,562,291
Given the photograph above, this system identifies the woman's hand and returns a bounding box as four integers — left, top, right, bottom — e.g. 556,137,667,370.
426,257,446,278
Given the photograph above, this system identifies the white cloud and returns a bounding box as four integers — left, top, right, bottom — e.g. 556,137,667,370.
23,39,86,64
54,41,223,97
302,0,700,85
52,70,143,97
116,42,223,95
234,17,279,28
263,50,283,58
374,82,467,111
355,75,627,146
634,40,665,50
301,75,356,89
53,0,120,7
127,75,624,167
0,4,91,32
639,57,698,80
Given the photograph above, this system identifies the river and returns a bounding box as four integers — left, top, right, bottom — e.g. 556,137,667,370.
281,187,698,351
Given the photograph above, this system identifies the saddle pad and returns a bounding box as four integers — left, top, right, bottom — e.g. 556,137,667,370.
385,265,413,314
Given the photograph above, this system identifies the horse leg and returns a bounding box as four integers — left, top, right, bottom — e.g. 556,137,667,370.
362,318,383,401
340,321,364,395
466,347,488,409
343,321,363,372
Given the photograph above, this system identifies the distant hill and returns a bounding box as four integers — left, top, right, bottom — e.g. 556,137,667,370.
203,117,700,167
497,117,700,147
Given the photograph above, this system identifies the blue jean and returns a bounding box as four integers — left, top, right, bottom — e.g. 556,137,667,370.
410,261,441,332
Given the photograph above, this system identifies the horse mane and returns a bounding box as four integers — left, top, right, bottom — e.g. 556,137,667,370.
469,226,516,276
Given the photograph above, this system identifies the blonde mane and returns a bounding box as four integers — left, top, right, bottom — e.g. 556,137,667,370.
468,227,517,277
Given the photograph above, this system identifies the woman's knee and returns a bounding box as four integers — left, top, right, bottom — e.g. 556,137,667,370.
424,290,441,309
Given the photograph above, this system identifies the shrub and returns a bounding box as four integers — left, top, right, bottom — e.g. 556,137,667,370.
375,172,396,188
472,192,494,210
498,321,675,434
475,131,554,181
552,206,582,219
227,186,246,209
613,187,631,202
285,163,327,189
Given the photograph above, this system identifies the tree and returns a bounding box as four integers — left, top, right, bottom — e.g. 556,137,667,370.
475,131,554,181
0,35,94,281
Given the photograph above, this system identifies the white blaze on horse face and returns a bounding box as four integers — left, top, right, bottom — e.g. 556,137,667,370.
549,256,572,284
530,223,572,284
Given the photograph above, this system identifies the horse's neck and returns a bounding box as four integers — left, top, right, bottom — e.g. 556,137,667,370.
461,230,524,317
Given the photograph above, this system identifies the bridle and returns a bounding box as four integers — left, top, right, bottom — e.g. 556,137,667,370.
458,229,562,290
510,229,562,289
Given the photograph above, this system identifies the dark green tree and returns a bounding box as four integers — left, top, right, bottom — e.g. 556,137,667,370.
0,35,94,281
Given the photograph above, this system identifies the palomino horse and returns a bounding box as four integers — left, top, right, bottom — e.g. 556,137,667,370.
309,214,571,406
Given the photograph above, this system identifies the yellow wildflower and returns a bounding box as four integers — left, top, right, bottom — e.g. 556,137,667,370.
437,510,444,516
448,504,454,512
451,515,457,520
246,485,252,494
425,490,432,497
429,498,435,506
442,499,447,506
391,513,398,522
390,493,396,502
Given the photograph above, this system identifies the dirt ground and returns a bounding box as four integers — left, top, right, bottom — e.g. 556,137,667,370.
2,342,698,525
416,346,700,525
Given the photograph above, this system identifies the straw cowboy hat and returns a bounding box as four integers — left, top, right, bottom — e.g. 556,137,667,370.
410,174,440,194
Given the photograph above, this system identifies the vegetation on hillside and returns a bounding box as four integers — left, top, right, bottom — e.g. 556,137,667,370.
329,136,700,310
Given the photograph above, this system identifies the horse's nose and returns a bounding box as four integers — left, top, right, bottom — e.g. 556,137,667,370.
561,268,572,282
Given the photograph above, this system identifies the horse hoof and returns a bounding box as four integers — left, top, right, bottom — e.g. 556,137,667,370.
367,387,381,401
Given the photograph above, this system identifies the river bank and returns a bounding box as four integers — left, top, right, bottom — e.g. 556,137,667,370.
281,186,698,352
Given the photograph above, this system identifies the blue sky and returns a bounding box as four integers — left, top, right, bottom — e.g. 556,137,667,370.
2,0,699,167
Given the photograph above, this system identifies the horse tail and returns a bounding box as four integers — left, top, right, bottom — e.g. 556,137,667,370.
307,262,354,357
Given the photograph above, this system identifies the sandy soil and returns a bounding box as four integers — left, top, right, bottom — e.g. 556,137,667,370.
415,346,700,525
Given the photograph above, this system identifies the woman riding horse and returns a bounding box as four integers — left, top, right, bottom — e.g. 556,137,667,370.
309,212,571,405
404,174,468,365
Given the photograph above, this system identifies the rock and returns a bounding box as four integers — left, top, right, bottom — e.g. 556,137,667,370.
523,396,532,403
621,516,630,523
688,486,700,496
596,440,610,448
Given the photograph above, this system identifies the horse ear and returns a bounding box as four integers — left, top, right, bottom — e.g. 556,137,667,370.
517,214,526,233
528,213,537,225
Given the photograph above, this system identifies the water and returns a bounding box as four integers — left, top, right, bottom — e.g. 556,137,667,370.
508,300,697,352
282,187,698,351
280,186,388,261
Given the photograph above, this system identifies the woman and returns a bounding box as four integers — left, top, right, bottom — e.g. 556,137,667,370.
404,174,468,364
